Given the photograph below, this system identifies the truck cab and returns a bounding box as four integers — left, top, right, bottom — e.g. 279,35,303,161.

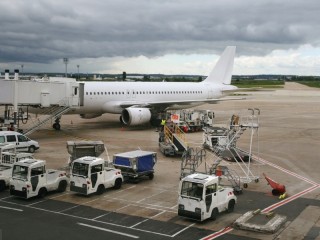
178,173,236,221
10,159,68,199
0,152,34,191
70,156,123,195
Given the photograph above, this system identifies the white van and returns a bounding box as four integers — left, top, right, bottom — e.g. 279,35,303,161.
0,131,39,153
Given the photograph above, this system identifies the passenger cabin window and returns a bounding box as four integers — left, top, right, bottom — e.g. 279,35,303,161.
91,164,103,174
31,166,45,176
206,184,217,195
6,135,16,142
17,135,28,142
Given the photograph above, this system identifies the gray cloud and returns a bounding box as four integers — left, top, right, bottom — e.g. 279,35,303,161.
0,0,319,65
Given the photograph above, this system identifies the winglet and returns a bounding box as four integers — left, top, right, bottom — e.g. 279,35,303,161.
203,46,236,85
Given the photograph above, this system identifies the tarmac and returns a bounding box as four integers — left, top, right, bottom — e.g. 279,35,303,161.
1,82,320,240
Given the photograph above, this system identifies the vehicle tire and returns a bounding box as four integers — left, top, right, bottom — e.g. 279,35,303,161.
57,180,67,192
38,188,47,198
211,208,219,220
148,173,154,180
96,185,105,195
0,181,6,191
113,178,122,190
227,200,235,213
28,146,36,153
243,183,248,188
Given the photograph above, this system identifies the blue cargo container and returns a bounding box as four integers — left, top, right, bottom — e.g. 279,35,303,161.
113,150,157,180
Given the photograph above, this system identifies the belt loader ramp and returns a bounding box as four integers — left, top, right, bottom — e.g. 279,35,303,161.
0,70,83,134
159,123,188,156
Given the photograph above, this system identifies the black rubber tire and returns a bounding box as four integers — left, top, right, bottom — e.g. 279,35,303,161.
243,183,248,188
57,180,67,192
148,173,154,180
28,146,36,153
0,181,6,191
211,208,219,220
113,178,122,190
227,200,235,213
96,185,105,195
38,188,47,198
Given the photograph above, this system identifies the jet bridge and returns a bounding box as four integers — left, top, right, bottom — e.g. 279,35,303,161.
0,70,83,134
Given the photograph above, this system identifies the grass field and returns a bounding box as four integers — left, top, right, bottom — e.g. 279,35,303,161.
232,80,284,88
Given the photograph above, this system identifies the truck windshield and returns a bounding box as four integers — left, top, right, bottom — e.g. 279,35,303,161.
12,165,28,180
181,181,204,200
72,162,89,177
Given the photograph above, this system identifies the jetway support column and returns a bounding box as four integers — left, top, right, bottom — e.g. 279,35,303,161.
13,69,19,126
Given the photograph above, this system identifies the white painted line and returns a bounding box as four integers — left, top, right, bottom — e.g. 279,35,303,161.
170,204,178,209
0,196,14,200
49,192,70,199
92,213,108,220
253,155,319,185
28,200,47,206
150,210,166,219
0,205,23,212
171,223,195,237
130,219,149,228
136,190,166,203
59,205,80,213
78,222,139,239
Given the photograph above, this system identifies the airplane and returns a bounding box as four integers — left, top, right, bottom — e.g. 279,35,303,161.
32,46,239,130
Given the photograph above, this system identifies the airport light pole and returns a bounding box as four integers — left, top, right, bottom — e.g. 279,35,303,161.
63,58,69,77
77,64,80,80
21,64,24,75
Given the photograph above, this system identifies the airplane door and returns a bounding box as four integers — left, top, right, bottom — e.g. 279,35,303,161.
207,89,214,99
205,184,218,213
71,86,79,106
31,175,39,191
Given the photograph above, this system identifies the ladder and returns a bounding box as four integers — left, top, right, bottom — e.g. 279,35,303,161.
23,106,70,135
180,147,206,179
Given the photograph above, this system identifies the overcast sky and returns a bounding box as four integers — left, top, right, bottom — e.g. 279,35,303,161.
1,0,320,76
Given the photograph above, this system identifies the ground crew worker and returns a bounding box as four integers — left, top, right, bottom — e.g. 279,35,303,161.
160,119,166,131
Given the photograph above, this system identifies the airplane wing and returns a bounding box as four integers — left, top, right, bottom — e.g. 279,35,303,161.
119,97,245,109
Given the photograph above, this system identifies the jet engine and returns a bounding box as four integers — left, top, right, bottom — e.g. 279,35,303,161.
80,113,102,119
121,108,151,126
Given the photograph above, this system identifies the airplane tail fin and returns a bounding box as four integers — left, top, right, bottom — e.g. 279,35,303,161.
203,46,236,85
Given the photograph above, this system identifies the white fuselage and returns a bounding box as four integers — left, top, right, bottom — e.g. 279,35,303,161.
72,81,237,115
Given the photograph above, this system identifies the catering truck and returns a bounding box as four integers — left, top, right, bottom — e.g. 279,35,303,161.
178,173,237,221
10,159,68,199
70,156,123,195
